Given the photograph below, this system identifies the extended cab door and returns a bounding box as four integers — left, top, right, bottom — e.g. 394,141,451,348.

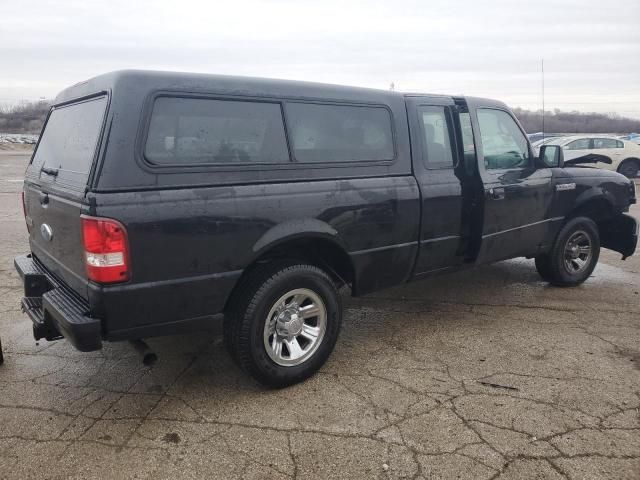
466,100,555,264
407,97,478,275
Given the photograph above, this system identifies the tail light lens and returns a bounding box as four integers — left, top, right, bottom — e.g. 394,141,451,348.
81,216,130,283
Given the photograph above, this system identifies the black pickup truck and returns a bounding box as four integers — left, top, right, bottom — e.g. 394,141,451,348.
15,70,637,386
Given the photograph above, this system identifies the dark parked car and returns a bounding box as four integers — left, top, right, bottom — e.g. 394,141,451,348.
15,70,638,386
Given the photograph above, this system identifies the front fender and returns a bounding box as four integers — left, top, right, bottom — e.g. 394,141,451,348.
573,186,619,212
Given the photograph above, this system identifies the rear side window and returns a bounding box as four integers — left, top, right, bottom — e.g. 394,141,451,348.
144,97,290,165
418,106,455,168
32,96,107,189
593,138,621,149
286,103,394,163
459,111,477,176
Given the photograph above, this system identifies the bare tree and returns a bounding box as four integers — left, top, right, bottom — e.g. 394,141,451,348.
0,100,51,133
513,108,640,134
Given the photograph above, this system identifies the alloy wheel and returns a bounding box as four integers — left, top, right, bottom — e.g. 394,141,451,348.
263,288,327,367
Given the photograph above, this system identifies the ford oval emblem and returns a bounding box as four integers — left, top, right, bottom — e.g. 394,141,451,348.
40,223,53,242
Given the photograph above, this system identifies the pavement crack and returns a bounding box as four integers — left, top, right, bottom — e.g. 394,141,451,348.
477,381,519,391
287,432,298,480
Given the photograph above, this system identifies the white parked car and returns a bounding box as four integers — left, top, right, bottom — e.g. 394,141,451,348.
544,135,640,178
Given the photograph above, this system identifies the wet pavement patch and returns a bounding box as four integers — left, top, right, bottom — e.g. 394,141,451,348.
161,432,181,444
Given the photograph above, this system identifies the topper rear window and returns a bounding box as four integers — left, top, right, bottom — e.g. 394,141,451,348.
31,96,108,189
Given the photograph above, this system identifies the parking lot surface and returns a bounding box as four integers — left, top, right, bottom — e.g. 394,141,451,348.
0,151,639,479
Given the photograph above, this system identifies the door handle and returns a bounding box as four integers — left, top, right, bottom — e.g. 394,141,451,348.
487,187,505,200
39,192,49,206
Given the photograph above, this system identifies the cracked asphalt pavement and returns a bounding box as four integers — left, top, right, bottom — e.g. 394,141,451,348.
1,151,639,479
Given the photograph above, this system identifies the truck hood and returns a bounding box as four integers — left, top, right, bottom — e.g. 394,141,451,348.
558,166,624,180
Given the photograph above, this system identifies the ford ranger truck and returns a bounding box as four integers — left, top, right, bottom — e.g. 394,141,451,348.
15,71,638,387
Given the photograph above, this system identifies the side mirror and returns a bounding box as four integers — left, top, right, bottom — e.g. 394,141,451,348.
538,144,564,168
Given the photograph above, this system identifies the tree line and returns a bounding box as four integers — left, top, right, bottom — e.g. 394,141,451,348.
1,99,639,135
0,100,51,134
513,108,640,134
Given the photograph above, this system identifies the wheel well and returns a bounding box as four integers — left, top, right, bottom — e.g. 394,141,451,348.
566,198,615,234
618,157,640,170
225,237,355,310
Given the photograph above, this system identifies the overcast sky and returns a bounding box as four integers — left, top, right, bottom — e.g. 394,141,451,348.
1,0,639,117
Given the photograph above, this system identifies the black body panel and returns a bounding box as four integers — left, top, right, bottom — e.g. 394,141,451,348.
89,176,420,334
23,187,90,299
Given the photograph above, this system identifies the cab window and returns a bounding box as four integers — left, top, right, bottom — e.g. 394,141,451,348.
477,109,530,170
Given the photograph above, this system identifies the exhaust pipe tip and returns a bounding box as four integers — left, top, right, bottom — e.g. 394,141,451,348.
129,339,157,366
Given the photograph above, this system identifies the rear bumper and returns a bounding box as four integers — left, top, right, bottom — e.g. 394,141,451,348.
14,254,102,352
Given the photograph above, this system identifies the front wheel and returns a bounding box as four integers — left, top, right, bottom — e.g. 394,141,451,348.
224,261,342,388
534,216,600,287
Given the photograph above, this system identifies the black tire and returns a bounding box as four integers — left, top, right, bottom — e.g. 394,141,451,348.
224,261,342,388
537,216,600,287
618,159,639,179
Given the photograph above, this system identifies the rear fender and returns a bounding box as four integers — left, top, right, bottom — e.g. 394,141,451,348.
251,219,345,259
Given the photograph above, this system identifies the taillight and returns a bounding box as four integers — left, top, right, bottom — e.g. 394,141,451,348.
81,216,130,283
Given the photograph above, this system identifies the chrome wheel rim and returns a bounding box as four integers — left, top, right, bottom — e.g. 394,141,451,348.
563,230,593,274
263,288,327,367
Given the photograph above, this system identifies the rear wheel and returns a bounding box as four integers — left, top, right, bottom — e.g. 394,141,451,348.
224,261,341,387
534,216,600,287
618,159,639,178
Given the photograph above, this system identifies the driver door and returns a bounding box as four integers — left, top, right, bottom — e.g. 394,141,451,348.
467,104,555,264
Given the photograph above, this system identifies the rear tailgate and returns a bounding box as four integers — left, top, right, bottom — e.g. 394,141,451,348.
23,94,108,299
